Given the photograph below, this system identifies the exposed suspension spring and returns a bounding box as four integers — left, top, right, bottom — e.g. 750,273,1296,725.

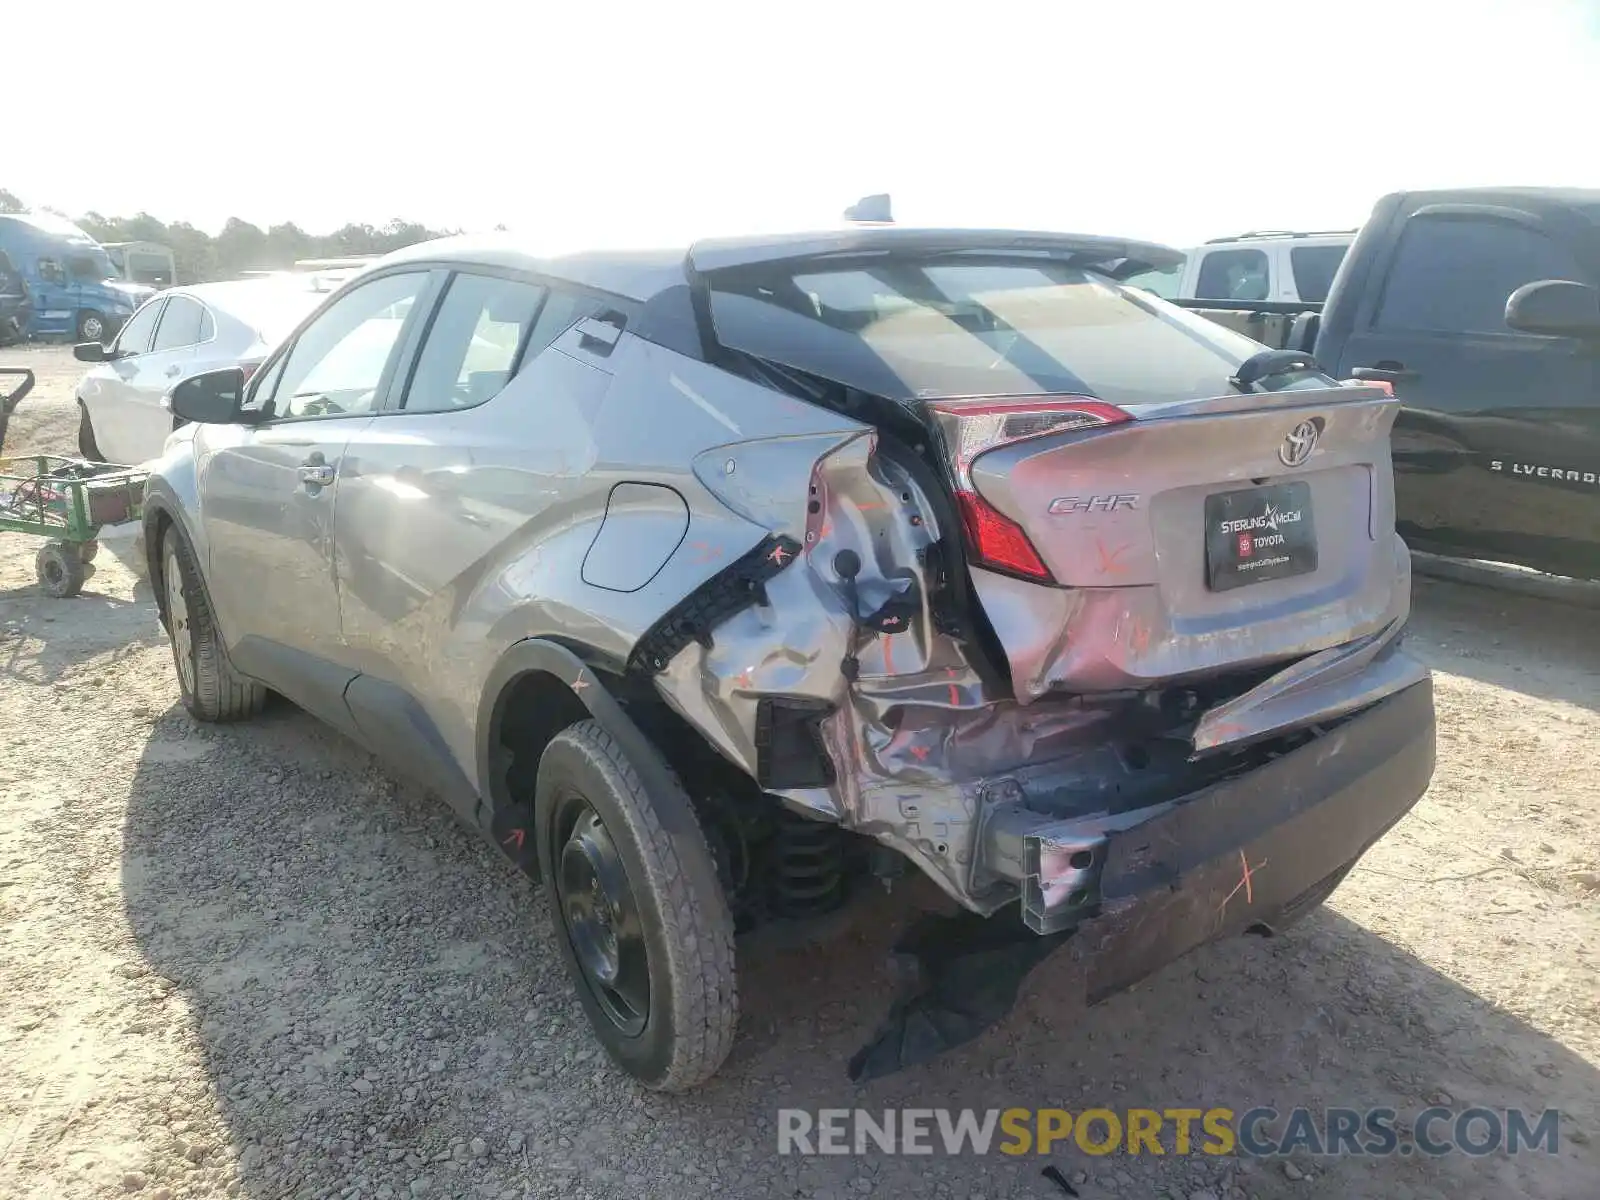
770,809,847,918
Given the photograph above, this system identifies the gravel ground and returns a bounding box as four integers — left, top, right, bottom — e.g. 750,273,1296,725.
2,346,1597,1200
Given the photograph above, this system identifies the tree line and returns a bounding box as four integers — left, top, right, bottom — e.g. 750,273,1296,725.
0,187,460,283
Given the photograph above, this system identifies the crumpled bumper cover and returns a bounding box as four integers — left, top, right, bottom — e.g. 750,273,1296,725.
1078,676,1435,998
850,679,1436,1080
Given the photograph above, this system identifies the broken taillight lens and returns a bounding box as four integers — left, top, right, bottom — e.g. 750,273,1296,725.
928,396,1131,583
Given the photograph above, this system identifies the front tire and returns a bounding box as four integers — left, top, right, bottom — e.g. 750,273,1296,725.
77,403,104,462
160,525,267,721
535,720,738,1091
76,310,107,343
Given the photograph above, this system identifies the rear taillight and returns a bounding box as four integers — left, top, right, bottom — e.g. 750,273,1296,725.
953,490,1051,579
928,396,1131,583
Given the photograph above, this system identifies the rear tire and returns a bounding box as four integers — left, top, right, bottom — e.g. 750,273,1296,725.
77,403,104,462
535,720,738,1091
160,525,267,721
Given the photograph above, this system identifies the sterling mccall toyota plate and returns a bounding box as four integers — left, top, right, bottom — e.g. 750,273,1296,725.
1204,480,1317,591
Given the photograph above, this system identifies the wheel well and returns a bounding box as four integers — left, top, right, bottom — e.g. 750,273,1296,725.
488,669,592,822
146,508,174,626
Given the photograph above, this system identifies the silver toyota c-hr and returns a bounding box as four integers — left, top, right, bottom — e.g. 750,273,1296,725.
142,227,1436,1090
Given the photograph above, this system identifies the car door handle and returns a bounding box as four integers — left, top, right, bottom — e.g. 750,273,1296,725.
1352,364,1419,384
299,463,336,487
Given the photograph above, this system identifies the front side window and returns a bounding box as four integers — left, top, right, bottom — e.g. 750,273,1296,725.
152,296,205,351
37,257,64,284
402,273,547,412
1288,245,1349,304
1194,248,1270,301
259,272,428,420
68,254,102,281
1376,217,1587,335
112,300,165,356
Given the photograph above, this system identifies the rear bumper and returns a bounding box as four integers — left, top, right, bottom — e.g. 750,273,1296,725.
981,677,1435,988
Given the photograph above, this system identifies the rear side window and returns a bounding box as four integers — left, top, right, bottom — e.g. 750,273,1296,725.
707,258,1270,406
520,287,608,363
1194,248,1270,301
402,273,547,412
1376,217,1587,334
1288,245,1348,303
152,296,205,350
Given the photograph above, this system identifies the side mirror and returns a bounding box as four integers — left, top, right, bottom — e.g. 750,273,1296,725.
168,367,251,424
1505,279,1600,337
73,341,108,363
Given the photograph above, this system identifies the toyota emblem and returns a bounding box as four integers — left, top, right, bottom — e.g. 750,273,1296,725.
1279,419,1320,467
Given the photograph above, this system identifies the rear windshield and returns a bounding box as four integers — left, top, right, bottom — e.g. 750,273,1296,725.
222,284,330,347
706,258,1269,405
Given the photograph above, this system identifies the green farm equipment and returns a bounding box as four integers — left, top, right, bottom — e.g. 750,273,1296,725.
0,454,148,597
2,370,148,597
1,364,148,598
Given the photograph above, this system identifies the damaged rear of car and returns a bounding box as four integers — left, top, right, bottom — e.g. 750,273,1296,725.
144,226,1435,1092
641,229,1434,1076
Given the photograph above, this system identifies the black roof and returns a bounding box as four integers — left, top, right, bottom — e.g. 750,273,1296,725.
1388,185,1600,222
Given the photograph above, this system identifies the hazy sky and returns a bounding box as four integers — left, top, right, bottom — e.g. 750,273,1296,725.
9,0,1599,250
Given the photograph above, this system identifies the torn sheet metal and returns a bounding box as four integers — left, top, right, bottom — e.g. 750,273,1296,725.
650,431,1432,920
1190,616,1428,754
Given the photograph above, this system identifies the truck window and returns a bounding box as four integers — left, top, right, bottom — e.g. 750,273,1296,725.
1194,248,1269,302
1375,217,1587,335
38,258,65,284
1288,245,1348,304
67,255,102,282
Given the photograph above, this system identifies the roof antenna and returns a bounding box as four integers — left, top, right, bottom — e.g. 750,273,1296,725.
843,194,894,224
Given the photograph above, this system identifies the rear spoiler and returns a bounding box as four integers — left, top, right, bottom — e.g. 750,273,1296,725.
1170,298,1324,315
689,228,1185,278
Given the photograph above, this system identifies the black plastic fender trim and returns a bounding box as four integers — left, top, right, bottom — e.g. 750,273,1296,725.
476,637,690,884
627,534,802,674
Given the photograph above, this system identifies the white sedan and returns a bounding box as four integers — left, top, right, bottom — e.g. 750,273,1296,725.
71,276,343,465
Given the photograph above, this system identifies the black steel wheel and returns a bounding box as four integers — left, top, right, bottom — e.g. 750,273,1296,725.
535,719,737,1091
554,797,652,1036
36,540,86,598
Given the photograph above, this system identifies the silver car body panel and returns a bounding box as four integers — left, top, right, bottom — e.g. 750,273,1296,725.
143,230,1431,922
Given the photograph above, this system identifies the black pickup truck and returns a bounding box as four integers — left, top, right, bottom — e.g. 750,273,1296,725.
1180,187,1600,582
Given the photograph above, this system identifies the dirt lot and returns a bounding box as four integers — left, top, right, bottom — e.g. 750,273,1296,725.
2,345,1597,1200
